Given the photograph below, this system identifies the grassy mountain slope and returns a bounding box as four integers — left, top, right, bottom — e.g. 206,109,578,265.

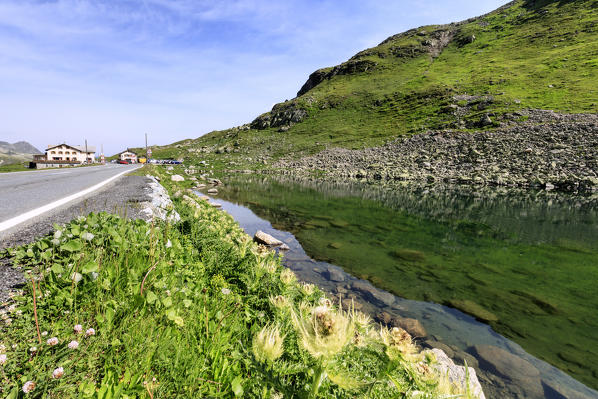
0,141,42,166
144,0,597,170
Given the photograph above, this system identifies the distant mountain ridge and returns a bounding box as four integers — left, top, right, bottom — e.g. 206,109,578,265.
0,141,42,165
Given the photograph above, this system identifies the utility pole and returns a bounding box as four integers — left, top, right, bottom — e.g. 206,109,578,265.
85,139,88,164
146,133,152,160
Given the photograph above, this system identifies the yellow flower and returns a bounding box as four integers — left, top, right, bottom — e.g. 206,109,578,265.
291,304,354,360
280,268,296,285
252,325,285,364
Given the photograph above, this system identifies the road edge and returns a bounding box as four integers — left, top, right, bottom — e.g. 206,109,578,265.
0,166,141,233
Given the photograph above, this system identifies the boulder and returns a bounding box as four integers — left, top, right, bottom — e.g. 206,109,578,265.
431,349,486,399
392,317,427,337
166,166,174,171
210,203,222,208
207,188,218,194
254,230,283,246
471,345,543,398
325,267,345,282
171,175,185,182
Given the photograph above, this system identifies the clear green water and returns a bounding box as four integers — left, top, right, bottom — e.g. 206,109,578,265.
213,176,598,390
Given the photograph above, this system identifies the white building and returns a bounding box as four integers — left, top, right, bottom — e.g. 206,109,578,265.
118,150,138,163
46,144,96,163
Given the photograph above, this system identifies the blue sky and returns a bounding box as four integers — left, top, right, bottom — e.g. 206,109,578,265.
0,0,507,156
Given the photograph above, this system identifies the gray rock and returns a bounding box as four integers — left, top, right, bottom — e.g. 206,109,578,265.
254,230,283,246
171,174,185,182
325,267,346,282
431,348,486,399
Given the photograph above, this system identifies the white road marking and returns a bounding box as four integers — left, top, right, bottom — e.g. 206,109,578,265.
0,166,140,233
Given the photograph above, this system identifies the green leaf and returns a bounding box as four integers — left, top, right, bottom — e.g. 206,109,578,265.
166,308,176,320
102,278,111,290
183,299,192,308
111,338,121,346
231,376,244,397
162,296,173,308
146,290,157,304
82,261,98,274
51,263,64,274
71,225,80,236
174,316,185,326
61,240,83,252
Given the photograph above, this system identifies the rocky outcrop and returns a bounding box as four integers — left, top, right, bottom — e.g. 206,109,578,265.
141,176,181,223
297,59,378,97
251,102,308,130
276,111,598,192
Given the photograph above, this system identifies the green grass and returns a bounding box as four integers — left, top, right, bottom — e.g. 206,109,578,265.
0,165,479,398
138,0,598,171
0,163,30,173
212,176,598,390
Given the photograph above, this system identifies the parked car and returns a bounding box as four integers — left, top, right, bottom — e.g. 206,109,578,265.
117,159,129,164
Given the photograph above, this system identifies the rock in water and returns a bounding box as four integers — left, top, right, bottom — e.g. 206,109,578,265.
472,345,544,398
431,349,486,399
254,230,283,246
207,188,218,194
171,175,185,182
392,317,427,337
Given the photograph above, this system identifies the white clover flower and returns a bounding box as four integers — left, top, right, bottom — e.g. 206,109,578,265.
81,232,94,241
0,354,6,365
68,340,79,350
0,344,5,353
22,381,36,393
16,310,22,316
71,273,83,283
29,346,37,353
4,318,12,325
41,331,48,337
221,288,231,295
47,337,59,346
12,344,17,349
52,367,64,379
51,238,60,245
54,230,62,239
166,239,172,248
85,328,95,337
67,234,73,238
74,324,83,334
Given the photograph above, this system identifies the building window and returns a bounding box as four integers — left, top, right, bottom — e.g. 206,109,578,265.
58,151,63,154
51,151,56,154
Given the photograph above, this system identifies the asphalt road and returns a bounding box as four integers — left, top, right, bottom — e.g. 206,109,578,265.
0,164,139,224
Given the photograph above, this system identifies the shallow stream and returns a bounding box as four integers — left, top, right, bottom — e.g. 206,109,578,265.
199,176,598,398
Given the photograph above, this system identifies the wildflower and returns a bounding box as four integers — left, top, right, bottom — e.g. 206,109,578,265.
77,216,86,222
280,268,296,285
85,328,95,337
29,346,37,353
54,230,62,239
269,295,289,310
291,304,354,360
41,331,48,336
51,238,60,245
318,297,332,308
74,324,83,334
47,337,59,346
22,381,36,394
380,327,418,361
166,239,172,248
0,354,6,365
0,344,5,353
5,318,12,326
81,232,94,241
52,367,64,379
68,340,79,350
71,272,83,283
12,344,17,349
354,311,371,332
300,283,315,295
221,288,231,295
252,325,285,364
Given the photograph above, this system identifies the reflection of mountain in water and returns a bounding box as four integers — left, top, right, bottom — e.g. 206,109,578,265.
239,176,598,249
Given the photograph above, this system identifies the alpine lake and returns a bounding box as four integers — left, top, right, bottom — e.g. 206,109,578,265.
199,175,598,399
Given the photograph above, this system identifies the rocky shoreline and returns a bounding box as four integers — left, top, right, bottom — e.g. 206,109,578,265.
275,110,598,192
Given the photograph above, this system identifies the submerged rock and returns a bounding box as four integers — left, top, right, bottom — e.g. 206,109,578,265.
392,317,427,338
